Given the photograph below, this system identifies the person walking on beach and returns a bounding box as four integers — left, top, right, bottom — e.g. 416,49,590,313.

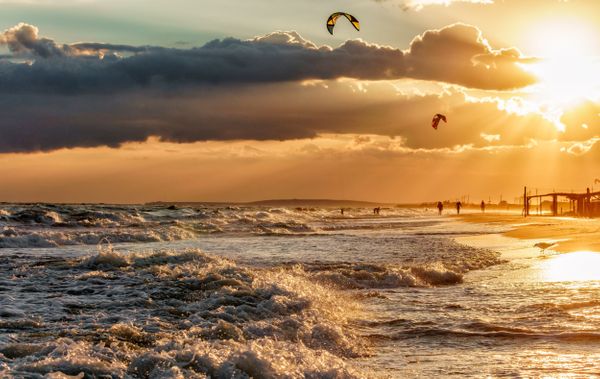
456,201,462,215
437,201,443,216
480,200,485,213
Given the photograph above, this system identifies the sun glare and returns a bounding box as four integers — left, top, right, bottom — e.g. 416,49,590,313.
524,19,600,106
542,251,600,282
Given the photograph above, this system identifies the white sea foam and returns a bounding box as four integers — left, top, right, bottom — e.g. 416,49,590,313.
0,203,529,377
0,204,336,248
0,248,374,377
0,226,196,248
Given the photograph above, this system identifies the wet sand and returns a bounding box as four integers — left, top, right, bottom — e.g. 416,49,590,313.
459,213,600,253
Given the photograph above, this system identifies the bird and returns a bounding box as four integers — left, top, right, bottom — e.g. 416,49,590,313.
534,242,557,253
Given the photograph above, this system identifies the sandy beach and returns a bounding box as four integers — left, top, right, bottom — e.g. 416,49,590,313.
460,213,600,253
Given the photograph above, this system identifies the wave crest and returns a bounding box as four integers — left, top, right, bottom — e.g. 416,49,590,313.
1,249,374,377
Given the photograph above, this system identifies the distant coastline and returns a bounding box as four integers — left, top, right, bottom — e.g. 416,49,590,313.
0,199,525,209
147,199,524,209
147,199,396,208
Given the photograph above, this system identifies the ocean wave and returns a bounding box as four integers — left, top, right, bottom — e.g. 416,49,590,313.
0,226,196,248
254,221,316,235
514,301,600,322
0,204,446,247
2,338,369,379
298,247,502,289
321,220,439,232
1,205,148,228
8,208,64,225
0,205,330,248
521,300,600,312
65,209,147,227
377,325,600,342
0,249,373,377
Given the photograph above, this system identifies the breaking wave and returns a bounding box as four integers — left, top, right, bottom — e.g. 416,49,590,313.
0,248,374,378
0,204,340,248
295,240,503,288
0,226,196,248
303,262,463,288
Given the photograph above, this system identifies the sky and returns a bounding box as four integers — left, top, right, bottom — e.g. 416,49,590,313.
0,0,599,203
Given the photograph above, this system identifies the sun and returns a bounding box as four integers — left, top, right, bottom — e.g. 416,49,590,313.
523,18,600,107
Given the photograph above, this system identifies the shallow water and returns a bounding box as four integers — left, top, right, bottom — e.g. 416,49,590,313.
1,204,599,378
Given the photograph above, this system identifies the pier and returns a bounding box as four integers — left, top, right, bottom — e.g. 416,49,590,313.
523,186,600,217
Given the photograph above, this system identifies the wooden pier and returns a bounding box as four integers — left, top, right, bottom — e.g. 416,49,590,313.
524,186,600,217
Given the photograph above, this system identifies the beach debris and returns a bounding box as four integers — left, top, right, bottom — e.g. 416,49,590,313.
534,242,557,253
326,12,360,35
431,113,447,130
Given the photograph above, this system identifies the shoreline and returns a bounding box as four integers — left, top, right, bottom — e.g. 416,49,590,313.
457,213,600,253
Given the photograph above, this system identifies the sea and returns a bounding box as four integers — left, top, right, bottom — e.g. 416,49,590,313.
1,204,600,378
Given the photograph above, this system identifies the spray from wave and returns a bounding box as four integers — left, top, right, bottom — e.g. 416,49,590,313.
0,247,377,377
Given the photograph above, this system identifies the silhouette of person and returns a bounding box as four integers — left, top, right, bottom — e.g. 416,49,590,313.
341,208,344,216
456,201,462,215
437,201,443,216
480,200,485,213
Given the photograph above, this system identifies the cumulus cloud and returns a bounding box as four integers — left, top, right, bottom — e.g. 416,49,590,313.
0,22,535,94
405,24,535,90
0,23,69,57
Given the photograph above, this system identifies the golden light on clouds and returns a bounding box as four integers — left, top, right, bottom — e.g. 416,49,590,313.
1,3,600,203
0,135,598,203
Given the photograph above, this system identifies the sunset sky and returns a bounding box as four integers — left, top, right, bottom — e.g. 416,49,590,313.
0,0,599,203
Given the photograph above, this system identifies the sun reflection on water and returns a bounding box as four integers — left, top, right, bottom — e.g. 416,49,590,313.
541,251,600,282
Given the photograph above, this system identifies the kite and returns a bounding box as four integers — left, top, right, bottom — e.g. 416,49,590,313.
431,114,447,130
327,12,360,35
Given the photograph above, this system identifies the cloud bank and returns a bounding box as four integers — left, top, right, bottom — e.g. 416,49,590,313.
0,22,570,154
0,82,569,153
0,22,535,94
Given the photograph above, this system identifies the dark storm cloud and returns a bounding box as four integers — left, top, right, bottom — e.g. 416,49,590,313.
70,42,151,54
0,22,545,153
0,85,560,153
0,22,535,93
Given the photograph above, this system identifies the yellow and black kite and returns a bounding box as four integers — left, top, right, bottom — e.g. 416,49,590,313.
326,12,360,35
